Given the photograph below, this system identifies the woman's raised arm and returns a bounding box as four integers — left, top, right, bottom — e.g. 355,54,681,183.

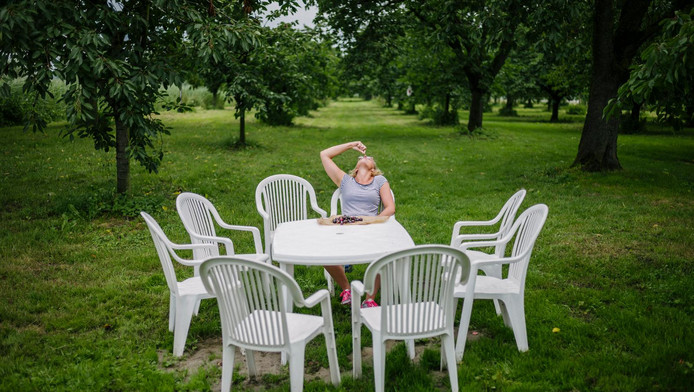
320,141,366,186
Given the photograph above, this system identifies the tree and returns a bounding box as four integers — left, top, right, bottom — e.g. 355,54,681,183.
573,0,690,171
607,9,694,131
526,1,592,122
315,0,538,132
395,26,463,125
495,49,540,117
254,23,340,125
0,0,260,194
322,4,408,106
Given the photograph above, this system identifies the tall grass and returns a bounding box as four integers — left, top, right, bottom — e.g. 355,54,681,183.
0,99,692,391
159,84,227,111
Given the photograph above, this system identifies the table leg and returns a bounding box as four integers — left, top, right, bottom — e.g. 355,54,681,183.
278,262,294,365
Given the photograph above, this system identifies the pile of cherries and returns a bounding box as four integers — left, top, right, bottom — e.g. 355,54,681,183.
332,215,363,225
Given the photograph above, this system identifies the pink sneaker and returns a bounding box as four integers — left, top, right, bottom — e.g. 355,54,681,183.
361,299,379,308
339,289,352,305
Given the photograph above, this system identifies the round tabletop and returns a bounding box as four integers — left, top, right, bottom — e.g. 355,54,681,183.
271,217,415,265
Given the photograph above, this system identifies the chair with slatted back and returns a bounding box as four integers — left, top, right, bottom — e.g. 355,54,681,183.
255,174,328,297
450,189,526,314
351,245,473,392
141,211,216,357
200,256,341,392
176,192,267,269
454,204,549,361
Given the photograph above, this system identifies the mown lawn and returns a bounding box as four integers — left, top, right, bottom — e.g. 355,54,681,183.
0,99,692,391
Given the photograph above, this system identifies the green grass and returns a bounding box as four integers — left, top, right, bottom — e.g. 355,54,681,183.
1,99,692,391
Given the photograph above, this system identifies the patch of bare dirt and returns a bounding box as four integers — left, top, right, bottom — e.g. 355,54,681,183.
158,329,483,391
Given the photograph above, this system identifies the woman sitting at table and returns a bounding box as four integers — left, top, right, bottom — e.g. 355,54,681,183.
320,141,395,308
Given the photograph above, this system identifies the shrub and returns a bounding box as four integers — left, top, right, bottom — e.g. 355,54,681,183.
257,99,295,126
418,104,458,125
0,78,67,126
498,106,518,116
158,84,219,110
566,104,587,115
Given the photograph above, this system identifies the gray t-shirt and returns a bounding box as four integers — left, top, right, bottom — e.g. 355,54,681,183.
340,173,388,216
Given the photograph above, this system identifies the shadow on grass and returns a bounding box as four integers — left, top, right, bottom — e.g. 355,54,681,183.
224,137,265,151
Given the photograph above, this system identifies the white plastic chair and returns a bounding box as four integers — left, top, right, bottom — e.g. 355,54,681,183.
255,174,327,258
454,204,549,361
141,211,216,357
450,189,526,314
199,256,341,392
351,245,472,392
255,174,329,300
176,192,268,269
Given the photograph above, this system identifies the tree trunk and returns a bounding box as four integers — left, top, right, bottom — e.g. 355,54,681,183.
239,108,246,145
573,0,623,171
444,93,450,115
468,88,485,132
114,110,130,194
685,102,694,127
505,96,514,111
619,101,644,133
550,96,560,122
574,0,668,170
630,102,641,124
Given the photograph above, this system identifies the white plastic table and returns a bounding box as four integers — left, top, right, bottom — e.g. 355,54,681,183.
272,216,415,270
271,216,414,364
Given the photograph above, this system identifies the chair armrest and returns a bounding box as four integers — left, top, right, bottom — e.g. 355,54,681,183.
303,289,330,308
188,232,234,252
350,280,365,322
214,223,264,255
451,232,501,247
452,217,501,231
458,239,508,252
255,199,270,221
351,280,365,296
168,243,217,266
451,218,502,244
313,205,328,218
473,254,523,267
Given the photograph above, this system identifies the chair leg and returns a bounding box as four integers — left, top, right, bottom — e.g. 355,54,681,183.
492,299,502,316
324,269,334,296
454,297,475,362
173,296,196,356
352,316,362,378
279,262,294,366
168,294,176,332
441,334,459,392
406,339,415,359
246,350,257,377
288,343,306,392
372,334,386,392
221,343,235,392
503,297,528,351
480,264,503,315
324,328,341,386
193,298,201,316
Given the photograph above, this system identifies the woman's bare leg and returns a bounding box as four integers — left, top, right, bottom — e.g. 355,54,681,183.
366,274,380,301
324,265,350,291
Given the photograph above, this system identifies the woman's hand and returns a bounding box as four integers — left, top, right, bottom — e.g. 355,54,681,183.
351,141,367,155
